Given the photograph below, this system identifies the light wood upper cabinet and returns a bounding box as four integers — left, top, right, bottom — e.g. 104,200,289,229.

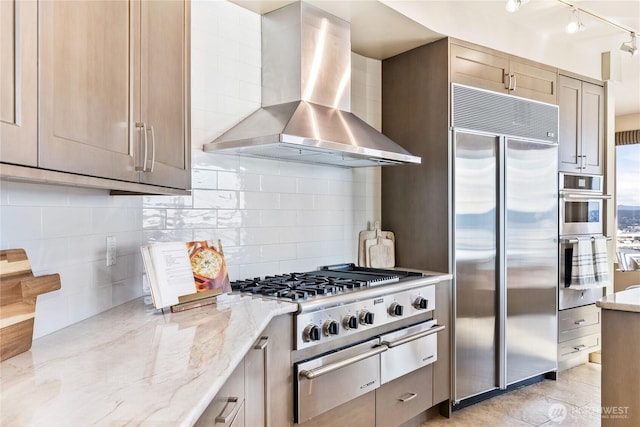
137,0,190,189
451,42,557,104
39,0,136,182
450,44,510,94
558,74,604,175
1,0,38,166
36,0,190,190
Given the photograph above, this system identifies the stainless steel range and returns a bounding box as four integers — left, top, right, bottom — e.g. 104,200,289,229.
232,263,449,424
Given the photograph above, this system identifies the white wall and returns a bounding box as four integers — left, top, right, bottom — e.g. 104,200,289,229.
143,0,382,281
0,182,144,338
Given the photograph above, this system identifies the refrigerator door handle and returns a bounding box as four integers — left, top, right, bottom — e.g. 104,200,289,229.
497,135,507,391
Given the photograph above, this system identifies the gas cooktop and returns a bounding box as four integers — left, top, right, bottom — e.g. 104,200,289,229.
231,264,424,301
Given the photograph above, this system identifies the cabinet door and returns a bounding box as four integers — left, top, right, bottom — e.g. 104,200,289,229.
245,337,267,427
1,0,37,166
137,0,190,189
38,0,137,182
450,44,509,94
580,81,604,175
510,61,557,104
558,75,582,173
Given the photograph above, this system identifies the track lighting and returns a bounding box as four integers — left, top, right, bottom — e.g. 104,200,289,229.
565,8,584,34
620,32,638,56
505,0,529,13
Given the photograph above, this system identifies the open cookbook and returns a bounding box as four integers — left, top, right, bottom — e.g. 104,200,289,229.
141,240,231,309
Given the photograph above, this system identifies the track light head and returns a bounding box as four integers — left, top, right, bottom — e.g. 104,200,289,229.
565,8,585,34
620,32,638,56
506,0,529,13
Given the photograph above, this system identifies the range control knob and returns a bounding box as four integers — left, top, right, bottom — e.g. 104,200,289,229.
389,302,404,317
303,324,321,342
413,297,429,310
359,310,375,325
323,320,340,336
343,315,358,330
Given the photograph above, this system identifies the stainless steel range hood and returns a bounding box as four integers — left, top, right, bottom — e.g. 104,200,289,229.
203,2,421,168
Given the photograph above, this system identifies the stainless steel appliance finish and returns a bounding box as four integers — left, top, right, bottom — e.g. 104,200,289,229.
232,264,449,424
295,338,382,423
380,320,442,384
203,2,420,168
452,84,558,403
557,173,609,310
558,237,605,310
559,173,610,236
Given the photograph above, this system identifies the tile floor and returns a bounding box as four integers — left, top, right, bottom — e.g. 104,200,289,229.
423,363,601,427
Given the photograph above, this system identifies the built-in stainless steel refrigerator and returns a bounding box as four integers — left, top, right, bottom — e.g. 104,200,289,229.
452,84,559,403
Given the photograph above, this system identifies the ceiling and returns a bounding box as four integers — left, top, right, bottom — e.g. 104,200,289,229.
232,0,640,116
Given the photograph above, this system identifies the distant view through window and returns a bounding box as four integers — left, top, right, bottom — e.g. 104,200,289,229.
616,143,640,269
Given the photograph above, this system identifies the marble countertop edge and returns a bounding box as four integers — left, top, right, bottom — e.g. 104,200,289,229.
597,287,640,313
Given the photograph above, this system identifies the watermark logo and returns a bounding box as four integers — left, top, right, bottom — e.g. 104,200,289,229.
548,403,568,423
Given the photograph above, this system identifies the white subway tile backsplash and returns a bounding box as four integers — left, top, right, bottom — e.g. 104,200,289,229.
217,209,261,228
193,189,239,209
6,181,69,206
239,191,280,210
166,208,217,229
280,193,315,211
218,171,261,191
42,207,93,238
0,206,42,242
260,209,297,227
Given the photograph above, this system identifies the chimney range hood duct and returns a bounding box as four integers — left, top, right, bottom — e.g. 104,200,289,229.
203,2,421,168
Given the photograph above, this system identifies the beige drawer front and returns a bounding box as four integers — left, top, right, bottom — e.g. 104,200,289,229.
559,305,601,342
196,360,245,426
558,334,600,361
376,365,433,427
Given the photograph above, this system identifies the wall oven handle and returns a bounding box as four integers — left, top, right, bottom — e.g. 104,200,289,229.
559,192,612,200
299,345,388,380
381,324,445,348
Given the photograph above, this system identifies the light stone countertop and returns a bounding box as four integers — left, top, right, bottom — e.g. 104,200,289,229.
0,294,298,426
596,286,640,313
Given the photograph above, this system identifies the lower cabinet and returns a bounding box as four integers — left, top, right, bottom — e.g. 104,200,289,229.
196,314,293,427
558,304,601,370
376,365,433,427
196,361,245,427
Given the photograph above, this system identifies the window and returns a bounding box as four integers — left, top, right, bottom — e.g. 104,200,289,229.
615,134,640,270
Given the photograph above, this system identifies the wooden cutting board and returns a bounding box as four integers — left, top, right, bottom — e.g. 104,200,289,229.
358,221,395,267
0,249,61,361
369,236,395,268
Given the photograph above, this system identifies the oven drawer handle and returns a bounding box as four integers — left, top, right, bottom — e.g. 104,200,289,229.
299,345,388,380
381,324,445,348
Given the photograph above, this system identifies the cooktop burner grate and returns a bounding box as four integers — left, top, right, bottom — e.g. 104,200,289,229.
230,265,414,301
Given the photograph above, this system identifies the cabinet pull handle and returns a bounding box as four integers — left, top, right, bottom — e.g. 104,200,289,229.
135,123,148,171
505,73,512,90
512,74,517,91
254,336,268,350
398,392,417,403
215,397,239,424
146,125,156,172
574,319,587,325
253,336,270,427
573,344,587,351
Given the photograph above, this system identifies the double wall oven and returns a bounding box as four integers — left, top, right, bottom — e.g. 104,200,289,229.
232,264,449,424
558,173,610,310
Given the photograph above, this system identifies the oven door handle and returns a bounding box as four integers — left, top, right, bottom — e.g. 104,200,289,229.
559,192,612,200
381,324,445,348
298,345,388,380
